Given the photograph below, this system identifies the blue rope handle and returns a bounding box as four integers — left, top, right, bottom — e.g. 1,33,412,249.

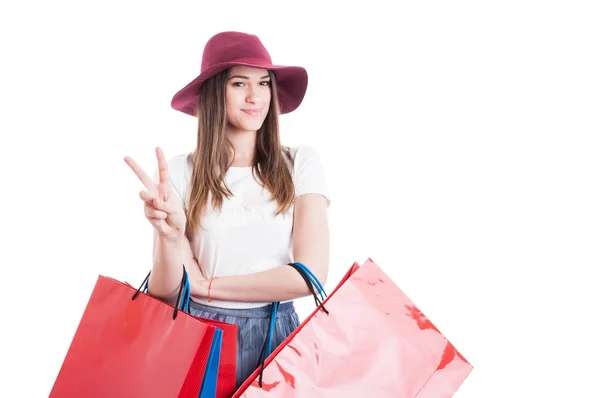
257,263,327,389
179,271,191,313
265,302,279,356
291,262,327,300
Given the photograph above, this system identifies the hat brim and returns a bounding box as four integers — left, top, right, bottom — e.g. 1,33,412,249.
171,60,308,116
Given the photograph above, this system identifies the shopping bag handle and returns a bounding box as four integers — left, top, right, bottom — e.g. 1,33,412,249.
289,262,327,300
255,301,279,388
255,262,330,388
131,264,189,320
287,262,329,314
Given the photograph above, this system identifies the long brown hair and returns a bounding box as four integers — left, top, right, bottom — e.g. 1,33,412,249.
184,69,295,239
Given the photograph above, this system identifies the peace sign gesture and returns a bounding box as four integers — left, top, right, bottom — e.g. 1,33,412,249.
124,147,186,241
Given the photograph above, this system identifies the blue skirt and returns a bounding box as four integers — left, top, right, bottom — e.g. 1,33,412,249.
189,300,300,389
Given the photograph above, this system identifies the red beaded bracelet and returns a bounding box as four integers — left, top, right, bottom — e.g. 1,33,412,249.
207,277,218,302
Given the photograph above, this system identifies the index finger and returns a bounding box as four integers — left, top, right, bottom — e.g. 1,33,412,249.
156,147,170,184
124,156,155,191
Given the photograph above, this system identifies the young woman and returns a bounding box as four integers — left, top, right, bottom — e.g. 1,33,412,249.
124,31,331,387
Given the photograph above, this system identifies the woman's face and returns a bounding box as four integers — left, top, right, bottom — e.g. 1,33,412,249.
225,65,272,134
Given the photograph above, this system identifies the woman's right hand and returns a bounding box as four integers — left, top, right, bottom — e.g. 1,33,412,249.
124,147,186,241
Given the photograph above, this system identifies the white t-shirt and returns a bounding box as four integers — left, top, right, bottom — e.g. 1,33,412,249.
152,146,330,308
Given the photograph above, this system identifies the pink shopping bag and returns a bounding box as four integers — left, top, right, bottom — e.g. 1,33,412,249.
233,258,473,397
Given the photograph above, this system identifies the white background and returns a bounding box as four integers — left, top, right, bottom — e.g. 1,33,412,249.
1,1,599,397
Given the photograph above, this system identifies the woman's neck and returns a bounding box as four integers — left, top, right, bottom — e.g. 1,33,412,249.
225,127,257,167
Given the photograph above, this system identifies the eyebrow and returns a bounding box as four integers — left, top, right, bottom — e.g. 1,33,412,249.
228,75,270,80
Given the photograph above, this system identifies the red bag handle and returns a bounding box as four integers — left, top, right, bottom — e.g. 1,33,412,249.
131,264,188,320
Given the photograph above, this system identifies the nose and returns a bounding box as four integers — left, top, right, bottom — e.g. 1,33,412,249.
245,86,259,104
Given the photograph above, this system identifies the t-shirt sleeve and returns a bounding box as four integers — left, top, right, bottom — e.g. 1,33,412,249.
293,146,331,207
151,155,188,211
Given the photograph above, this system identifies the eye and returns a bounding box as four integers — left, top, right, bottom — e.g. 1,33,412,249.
232,81,245,87
260,81,271,86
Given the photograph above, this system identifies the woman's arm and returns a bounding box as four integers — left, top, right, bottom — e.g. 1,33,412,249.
193,193,330,302
148,229,206,305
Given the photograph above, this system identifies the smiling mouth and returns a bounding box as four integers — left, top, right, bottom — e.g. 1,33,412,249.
242,109,261,116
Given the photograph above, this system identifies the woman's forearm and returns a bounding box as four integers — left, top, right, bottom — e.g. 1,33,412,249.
149,231,206,305
148,232,186,304
194,265,323,303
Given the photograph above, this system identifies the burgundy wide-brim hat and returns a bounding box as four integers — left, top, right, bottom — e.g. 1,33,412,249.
171,31,308,116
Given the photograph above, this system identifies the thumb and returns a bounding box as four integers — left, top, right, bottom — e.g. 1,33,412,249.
153,197,179,214
139,189,156,204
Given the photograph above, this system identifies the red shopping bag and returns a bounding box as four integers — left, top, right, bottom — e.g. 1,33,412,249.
233,259,473,398
200,318,237,398
49,271,234,397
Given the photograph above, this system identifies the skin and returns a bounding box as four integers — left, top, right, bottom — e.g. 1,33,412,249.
124,65,330,305
224,65,271,166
